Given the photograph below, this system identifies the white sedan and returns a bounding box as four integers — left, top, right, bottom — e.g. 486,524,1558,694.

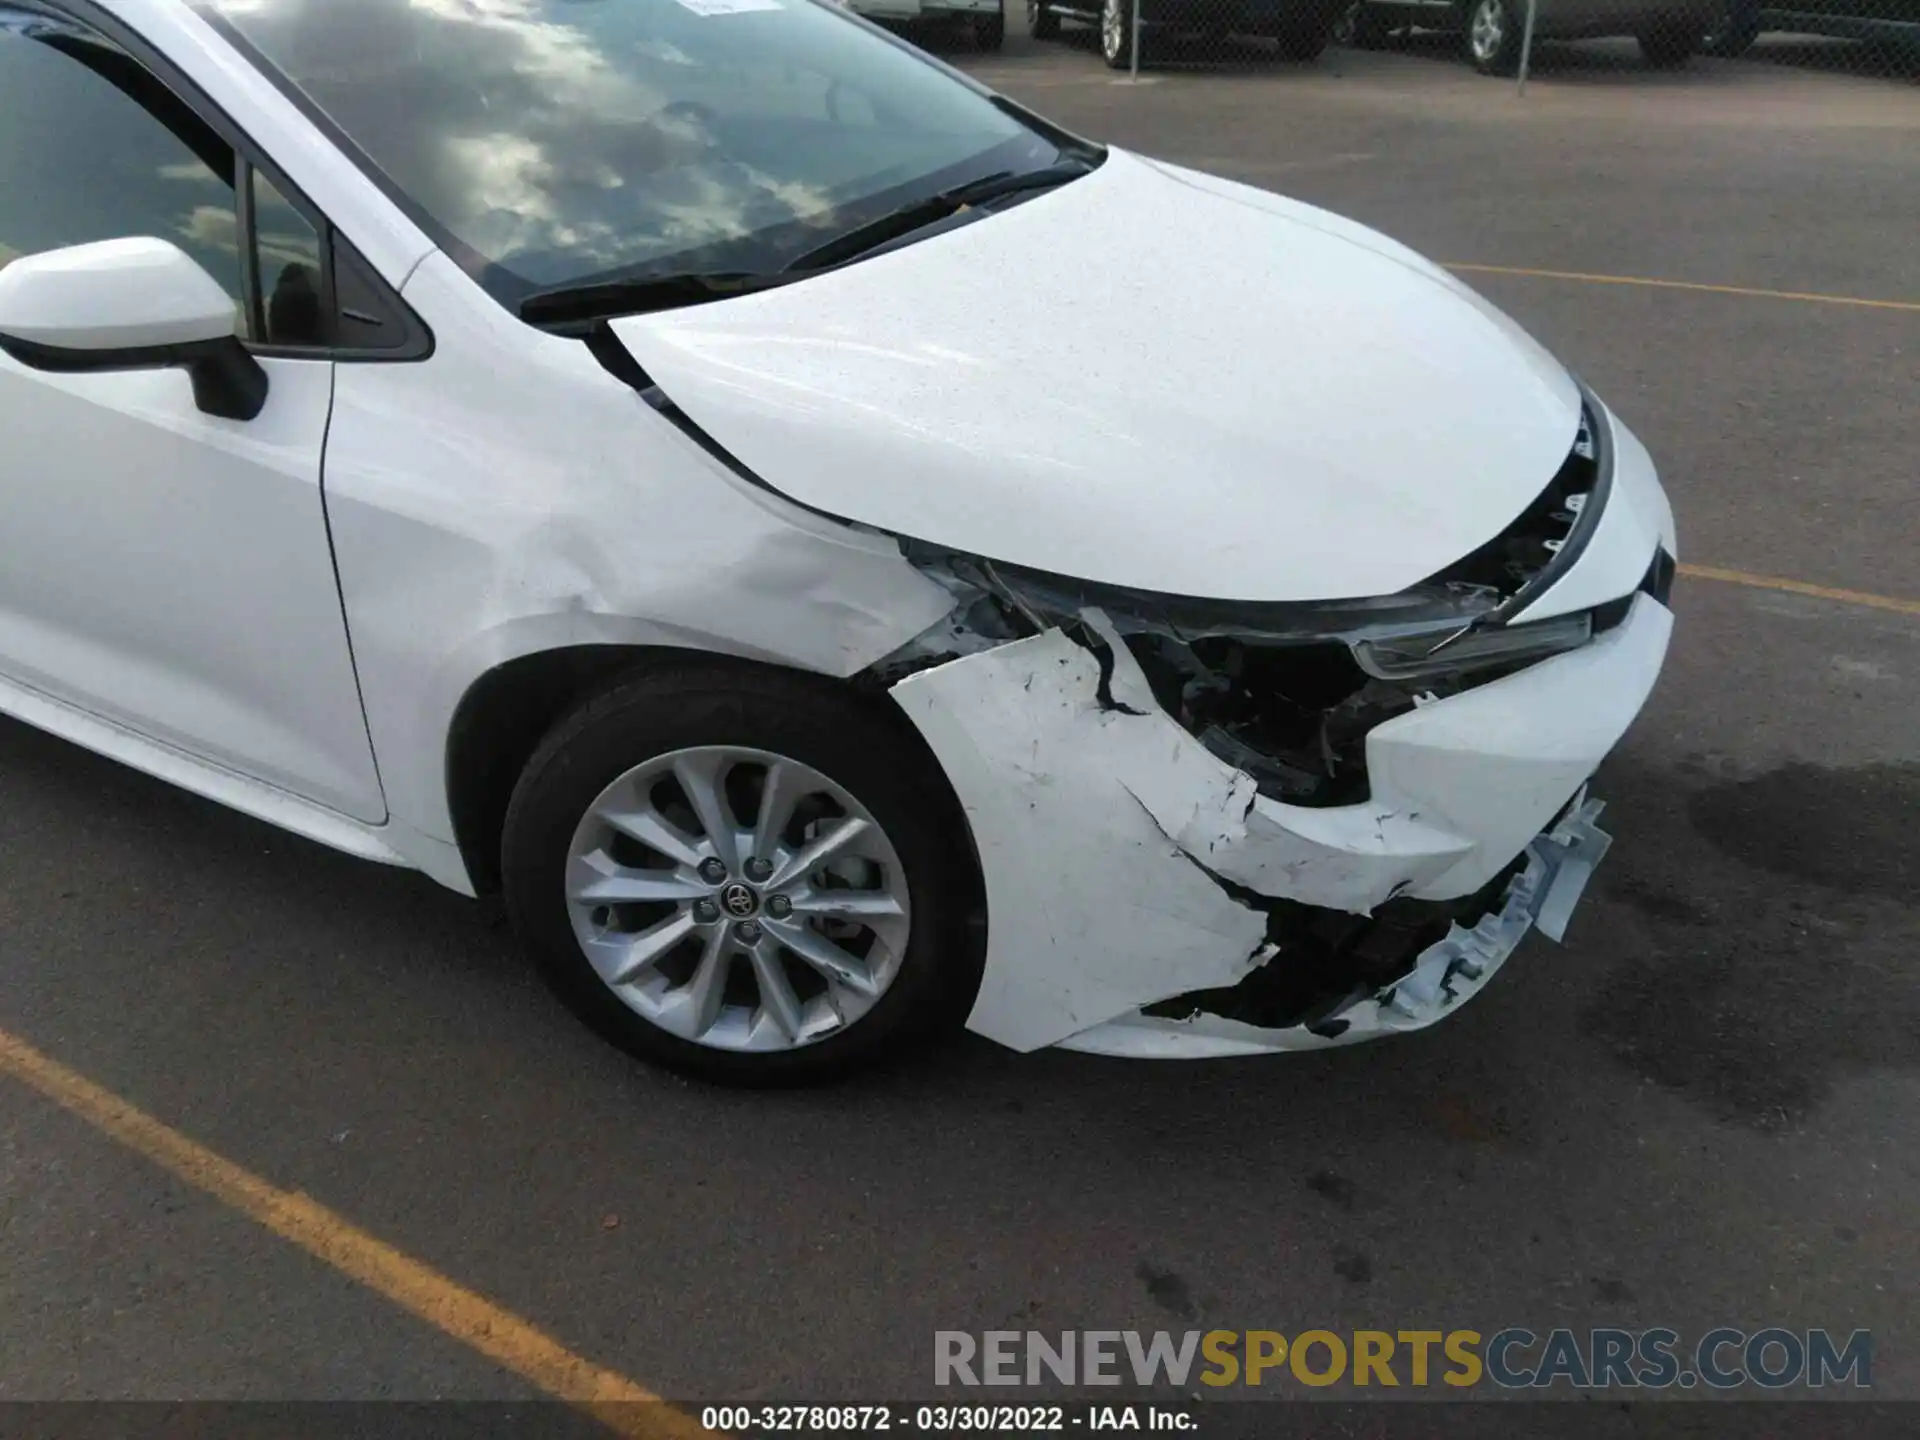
0,0,1675,1083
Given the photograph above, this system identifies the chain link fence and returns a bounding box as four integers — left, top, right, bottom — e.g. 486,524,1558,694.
859,0,1919,89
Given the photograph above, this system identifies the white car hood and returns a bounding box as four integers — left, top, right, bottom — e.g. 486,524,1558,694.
610,148,1581,602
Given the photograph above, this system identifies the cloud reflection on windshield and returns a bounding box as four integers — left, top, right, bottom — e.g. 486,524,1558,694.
210,0,879,286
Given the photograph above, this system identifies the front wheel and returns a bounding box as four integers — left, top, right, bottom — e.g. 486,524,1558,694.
1101,0,1139,67
1636,24,1700,64
501,664,982,1085
1028,0,1061,37
1463,0,1521,73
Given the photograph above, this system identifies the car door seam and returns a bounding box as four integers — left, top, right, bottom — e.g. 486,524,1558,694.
314,362,392,823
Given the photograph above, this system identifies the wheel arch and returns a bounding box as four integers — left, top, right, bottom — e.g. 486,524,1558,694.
444,644,987,925
446,644,672,895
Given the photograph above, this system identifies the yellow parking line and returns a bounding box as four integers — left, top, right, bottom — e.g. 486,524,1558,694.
1679,563,1920,617
0,1026,704,1440
1446,263,1920,313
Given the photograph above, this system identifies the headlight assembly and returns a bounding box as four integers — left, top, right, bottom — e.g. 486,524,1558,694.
885,387,1616,805
1351,610,1593,682
888,545,1610,809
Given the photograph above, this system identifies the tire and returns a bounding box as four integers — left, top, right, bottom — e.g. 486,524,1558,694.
1273,19,1332,58
1332,1,1393,47
1028,0,1060,38
974,10,1006,47
1636,24,1699,64
1462,0,1521,73
1101,0,1138,68
501,661,983,1086
1698,0,1759,55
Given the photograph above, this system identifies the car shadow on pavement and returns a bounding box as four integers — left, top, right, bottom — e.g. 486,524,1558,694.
1742,34,1920,82
1344,30,1742,83
1337,30,1917,86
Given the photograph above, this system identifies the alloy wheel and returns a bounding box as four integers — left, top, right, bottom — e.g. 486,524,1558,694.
1102,0,1128,63
1469,0,1505,63
564,746,912,1053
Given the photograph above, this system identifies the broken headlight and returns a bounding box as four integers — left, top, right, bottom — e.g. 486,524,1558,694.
887,549,1605,809
887,387,1615,806
1352,610,1592,682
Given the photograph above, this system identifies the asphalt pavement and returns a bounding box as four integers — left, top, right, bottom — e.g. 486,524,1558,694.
2,26,1916,1426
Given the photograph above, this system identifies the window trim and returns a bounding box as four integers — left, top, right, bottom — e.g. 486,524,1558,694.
244,158,332,354
3,0,430,362
233,148,266,342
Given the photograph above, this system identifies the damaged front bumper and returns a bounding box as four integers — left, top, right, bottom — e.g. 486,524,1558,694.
1060,794,1611,1058
889,591,1671,1055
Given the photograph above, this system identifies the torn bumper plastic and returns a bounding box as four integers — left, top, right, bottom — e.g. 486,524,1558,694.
1061,794,1612,1058
889,591,1671,1054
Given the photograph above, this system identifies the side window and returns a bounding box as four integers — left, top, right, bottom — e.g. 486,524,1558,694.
0,15,244,322
251,170,325,347
0,12,347,353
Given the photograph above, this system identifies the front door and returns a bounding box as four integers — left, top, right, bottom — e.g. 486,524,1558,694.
0,6,384,822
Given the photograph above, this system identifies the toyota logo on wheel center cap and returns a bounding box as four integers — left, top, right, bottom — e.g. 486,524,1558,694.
719,882,758,918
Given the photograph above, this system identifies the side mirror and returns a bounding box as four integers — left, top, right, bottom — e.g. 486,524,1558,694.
0,237,268,421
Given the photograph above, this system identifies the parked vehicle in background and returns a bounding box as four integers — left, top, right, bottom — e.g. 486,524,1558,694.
846,0,1005,50
1699,0,1919,56
1334,0,1717,71
1031,0,1348,67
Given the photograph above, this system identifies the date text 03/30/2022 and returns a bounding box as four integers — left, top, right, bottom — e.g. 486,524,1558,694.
700,1405,1191,1432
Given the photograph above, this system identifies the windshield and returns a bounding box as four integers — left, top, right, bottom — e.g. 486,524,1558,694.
200,0,1063,307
